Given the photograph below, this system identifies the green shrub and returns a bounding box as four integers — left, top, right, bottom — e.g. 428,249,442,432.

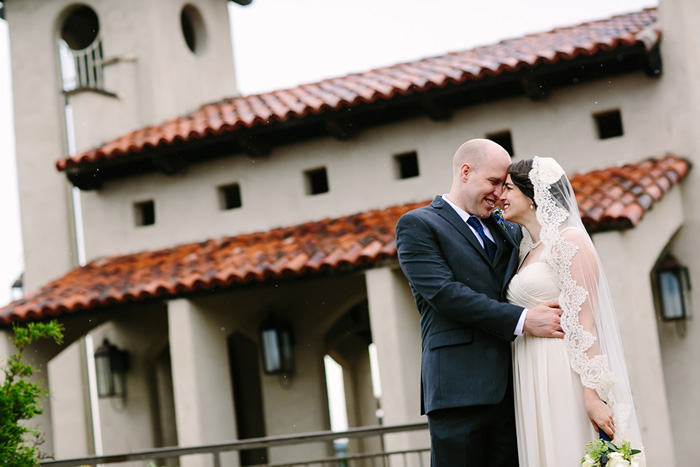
0,321,64,466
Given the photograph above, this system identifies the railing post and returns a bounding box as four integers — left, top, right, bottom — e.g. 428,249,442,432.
212,451,221,467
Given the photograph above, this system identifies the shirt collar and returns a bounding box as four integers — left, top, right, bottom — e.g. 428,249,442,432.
442,194,478,224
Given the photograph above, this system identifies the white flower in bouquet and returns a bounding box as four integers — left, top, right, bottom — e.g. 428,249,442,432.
581,454,599,467
606,452,630,467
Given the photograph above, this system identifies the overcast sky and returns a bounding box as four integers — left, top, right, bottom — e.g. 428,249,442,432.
0,0,655,306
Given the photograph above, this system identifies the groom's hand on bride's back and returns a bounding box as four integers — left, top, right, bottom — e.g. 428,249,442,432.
523,301,564,338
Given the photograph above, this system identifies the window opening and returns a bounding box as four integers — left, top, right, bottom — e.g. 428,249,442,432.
394,151,420,179
218,183,242,210
134,200,155,227
486,130,514,157
594,110,624,139
305,167,329,195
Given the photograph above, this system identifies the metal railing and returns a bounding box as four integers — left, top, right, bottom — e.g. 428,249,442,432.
271,447,429,466
40,422,429,467
62,37,105,92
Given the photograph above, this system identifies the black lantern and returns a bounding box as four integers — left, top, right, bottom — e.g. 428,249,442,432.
94,339,129,398
259,317,295,375
10,273,24,301
655,254,692,321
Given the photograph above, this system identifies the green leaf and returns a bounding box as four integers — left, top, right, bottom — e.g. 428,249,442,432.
0,320,64,466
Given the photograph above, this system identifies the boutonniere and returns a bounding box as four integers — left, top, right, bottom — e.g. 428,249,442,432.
491,206,509,232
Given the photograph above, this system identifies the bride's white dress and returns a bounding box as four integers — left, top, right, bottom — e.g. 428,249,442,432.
507,260,596,466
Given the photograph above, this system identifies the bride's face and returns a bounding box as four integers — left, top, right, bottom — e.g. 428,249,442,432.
499,175,533,223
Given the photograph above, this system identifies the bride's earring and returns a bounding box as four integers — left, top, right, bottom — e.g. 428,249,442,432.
530,203,534,210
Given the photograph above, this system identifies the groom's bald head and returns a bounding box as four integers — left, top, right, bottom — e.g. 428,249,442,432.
452,139,508,178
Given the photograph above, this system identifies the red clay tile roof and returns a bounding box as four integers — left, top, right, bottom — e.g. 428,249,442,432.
1,154,689,325
57,8,659,171
573,154,690,231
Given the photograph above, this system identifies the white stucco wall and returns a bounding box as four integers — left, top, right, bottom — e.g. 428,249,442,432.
6,0,77,291
593,188,684,467
69,0,239,154
78,71,669,263
11,0,700,463
7,0,240,292
47,340,92,459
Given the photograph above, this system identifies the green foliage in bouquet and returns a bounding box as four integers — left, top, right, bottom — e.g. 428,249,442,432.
0,321,64,466
582,438,642,466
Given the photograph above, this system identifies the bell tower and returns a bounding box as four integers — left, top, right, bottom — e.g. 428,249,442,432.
6,0,250,290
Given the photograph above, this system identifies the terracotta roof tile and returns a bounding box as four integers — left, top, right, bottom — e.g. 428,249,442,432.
57,8,659,171
571,154,690,231
0,154,689,325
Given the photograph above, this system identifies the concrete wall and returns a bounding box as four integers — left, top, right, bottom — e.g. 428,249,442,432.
79,71,668,262
7,0,240,292
10,0,700,464
159,273,367,465
593,189,684,467
648,3,700,464
6,0,77,291
70,0,239,153
47,340,93,459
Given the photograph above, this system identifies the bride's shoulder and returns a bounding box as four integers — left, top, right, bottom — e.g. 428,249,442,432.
560,227,586,240
559,228,598,261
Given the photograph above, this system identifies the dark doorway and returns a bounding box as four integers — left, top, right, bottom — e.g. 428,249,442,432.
228,333,268,465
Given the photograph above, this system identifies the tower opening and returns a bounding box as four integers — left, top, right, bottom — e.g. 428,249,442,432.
181,4,208,55
60,6,100,51
58,5,104,92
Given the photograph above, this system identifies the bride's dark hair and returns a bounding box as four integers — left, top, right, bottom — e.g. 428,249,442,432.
507,159,535,201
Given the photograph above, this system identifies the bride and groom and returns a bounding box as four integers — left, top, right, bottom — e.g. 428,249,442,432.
395,139,645,466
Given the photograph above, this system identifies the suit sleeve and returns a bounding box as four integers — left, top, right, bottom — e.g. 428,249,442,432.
396,211,523,341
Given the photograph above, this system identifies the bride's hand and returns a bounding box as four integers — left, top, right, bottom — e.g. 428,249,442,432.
584,389,615,438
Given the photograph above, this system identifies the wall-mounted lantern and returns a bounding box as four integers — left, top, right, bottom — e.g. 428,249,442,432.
94,339,129,398
10,273,24,301
259,316,295,375
655,254,692,321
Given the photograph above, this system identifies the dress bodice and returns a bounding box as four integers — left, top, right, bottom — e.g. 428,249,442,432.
506,261,560,309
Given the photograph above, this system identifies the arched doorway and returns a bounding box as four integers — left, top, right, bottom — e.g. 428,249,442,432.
324,300,382,461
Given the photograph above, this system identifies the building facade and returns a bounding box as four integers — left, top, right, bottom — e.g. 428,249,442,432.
1,1,697,466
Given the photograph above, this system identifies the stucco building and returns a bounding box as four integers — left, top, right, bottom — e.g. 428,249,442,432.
0,1,697,466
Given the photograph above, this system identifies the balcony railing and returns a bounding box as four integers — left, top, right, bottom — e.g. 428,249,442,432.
61,37,106,94
39,422,429,467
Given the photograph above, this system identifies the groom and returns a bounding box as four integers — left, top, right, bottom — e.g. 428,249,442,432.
395,139,563,466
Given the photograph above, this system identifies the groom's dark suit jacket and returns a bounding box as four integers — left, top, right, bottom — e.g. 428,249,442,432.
396,195,524,414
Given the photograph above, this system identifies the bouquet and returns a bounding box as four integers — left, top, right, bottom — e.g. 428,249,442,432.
581,439,642,466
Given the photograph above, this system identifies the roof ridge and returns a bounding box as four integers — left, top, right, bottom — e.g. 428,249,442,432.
57,7,659,171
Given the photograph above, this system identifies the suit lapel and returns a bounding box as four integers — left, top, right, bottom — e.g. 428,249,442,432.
488,217,523,294
431,196,492,264
483,216,506,265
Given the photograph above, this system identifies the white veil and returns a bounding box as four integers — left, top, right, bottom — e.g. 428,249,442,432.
522,157,645,463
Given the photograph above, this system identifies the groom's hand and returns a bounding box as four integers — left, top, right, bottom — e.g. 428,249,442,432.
523,301,564,338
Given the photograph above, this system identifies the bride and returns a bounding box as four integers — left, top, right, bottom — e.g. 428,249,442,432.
499,157,645,466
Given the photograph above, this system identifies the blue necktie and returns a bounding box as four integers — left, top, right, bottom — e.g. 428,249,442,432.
467,216,496,261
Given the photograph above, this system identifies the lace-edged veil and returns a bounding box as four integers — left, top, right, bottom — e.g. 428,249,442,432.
526,157,645,462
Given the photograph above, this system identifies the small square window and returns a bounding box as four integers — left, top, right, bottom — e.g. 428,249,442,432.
134,200,155,226
218,183,242,210
394,151,420,179
594,110,623,139
304,167,329,195
486,130,514,157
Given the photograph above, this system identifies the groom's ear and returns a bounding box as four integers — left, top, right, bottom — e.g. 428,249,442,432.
460,163,471,182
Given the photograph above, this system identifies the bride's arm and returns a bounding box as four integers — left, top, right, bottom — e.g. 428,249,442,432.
561,229,615,437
